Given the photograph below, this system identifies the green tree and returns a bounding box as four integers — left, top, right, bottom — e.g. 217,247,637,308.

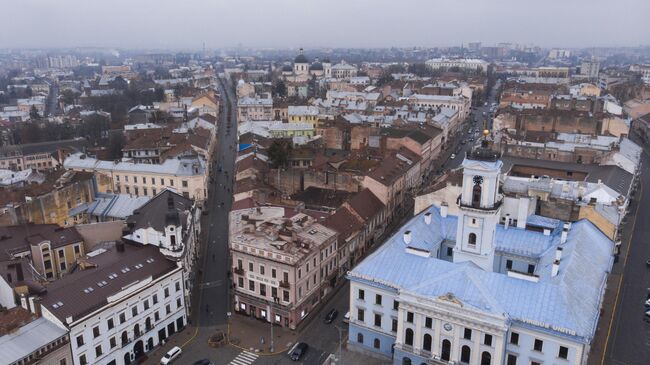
273,80,287,98
267,140,292,168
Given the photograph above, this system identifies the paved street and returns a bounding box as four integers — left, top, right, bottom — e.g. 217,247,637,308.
602,147,650,365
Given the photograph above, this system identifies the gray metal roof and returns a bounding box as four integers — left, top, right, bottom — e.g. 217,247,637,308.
0,317,67,364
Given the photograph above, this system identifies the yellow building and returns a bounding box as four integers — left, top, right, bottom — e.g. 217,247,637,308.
288,105,321,127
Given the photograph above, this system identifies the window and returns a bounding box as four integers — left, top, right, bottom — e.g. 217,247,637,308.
260,265,265,275
506,354,517,365
249,262,254,271
143,187,148,196
107,318,114,330
527,264,535,274
484,334,493,346
506,259,513,270
357,333,363,343
392,318,398,332
271,268,277,278
404,328,414,346
161,178,165,185
357,308,365,322
153,294,158,304
534,338,543,352
358,289,365,300
182,180,188,188
166,304,171,315
164,287,170,298
132,306,138,316
461,345,471,363
447,247,453,256
76,335,84,347
423,334,432,352
425,317,432,329
406,312,414,323
79,355,87,365
175,281,181,292
238,277,244,288
58,250,65,258
154,311,160,321
74,245,80,254
119,313,126,324
271,287,277,299
152,188,157,195
375,294,382,305
393,300,399,310
142,177,146,184
144,299,150,310
93,326,100,338
531,362,541,365
249,280,255,291
510,332,519,345
109,337,116,349
260,284,267,297
441,339,451,361
468,233,477,245
373,338,380,349
95,345,102,357
481,351,491,365
170,180,174,186
463,328,472,340
559,346,569,359
374,313,382,327
283,290,289,302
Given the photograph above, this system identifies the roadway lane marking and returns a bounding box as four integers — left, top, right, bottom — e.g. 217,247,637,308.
228,350,258,365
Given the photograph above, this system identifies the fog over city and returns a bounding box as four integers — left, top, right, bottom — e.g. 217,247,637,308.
1,0,648,49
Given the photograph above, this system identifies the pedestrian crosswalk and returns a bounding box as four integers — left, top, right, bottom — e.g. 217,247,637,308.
228,351,258,365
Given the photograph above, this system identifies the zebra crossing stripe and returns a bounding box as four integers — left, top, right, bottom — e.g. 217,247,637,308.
228,350,259,365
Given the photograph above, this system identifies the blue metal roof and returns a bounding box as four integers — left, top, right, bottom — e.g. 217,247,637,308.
349,205,613,342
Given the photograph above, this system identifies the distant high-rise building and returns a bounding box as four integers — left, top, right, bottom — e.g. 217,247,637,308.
468,42,482,52
580,60,600,79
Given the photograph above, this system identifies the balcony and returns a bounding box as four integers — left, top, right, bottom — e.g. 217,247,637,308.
233,267,245,276
279,280,290,288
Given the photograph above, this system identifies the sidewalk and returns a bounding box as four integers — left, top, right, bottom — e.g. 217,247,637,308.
228,314,299,354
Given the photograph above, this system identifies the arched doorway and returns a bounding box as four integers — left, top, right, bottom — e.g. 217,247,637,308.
147,337,154,352
441,339,451,361
402,357,412,365
133,340,144,359
481,351,492,365
123,352,131,365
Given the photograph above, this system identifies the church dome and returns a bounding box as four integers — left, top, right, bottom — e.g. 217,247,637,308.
294,54,308,64
310,61,323,71
281,64,293,72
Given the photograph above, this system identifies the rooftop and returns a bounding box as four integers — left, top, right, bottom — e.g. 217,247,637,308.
0,314,67,365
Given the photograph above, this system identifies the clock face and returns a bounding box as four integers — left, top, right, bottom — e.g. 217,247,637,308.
473,175,483,185
443,323,452,331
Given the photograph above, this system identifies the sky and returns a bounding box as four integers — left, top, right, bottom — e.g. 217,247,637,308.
1,0,648,50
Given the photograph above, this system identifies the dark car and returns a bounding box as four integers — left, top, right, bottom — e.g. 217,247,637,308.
291,342,309,361
192,360,213,365
324,308,338,324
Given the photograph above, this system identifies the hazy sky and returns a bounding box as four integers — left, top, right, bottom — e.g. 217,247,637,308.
1,0,648,50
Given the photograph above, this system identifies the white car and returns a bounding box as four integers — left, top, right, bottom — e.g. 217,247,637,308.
343,311,350,323
450,153,456,160
160,346,182,364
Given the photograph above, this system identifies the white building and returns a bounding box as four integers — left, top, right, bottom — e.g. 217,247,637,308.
237,95,273,122
39,243,187,365
425,58,489,73
331,61,358,79
406,94,471,121
347,143,614,365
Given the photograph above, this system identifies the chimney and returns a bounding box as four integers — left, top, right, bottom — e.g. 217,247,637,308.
543,229,551,236
403,230,412,245
440,202,448,218
555,247,563,261
552,260,560,277
504,214,510,230
424,212,432,225
561,222,570,243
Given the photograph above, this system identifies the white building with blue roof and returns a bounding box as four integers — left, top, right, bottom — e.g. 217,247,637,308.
347,141,614,365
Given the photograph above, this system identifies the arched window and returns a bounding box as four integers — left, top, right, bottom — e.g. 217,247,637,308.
468,233,477,245
441,339,451,361
405,328,414,346
423,334,432,352
357,333,363,344
402,358,412,365
472,182,482,207
461,345,471,363
373,338,380,349
481,351,492,365
121,331,128,346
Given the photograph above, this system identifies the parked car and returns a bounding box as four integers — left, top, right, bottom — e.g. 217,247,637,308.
324,308,339,324
291,342,309,361
343,311,350,323
450,153,456,160
160,346,182,364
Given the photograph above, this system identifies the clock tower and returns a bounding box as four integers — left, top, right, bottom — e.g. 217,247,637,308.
453,139,503,271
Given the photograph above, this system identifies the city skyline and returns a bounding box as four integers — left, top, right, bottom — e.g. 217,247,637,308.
1,0,648,50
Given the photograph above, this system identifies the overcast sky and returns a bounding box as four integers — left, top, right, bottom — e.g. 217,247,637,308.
1,0,648,50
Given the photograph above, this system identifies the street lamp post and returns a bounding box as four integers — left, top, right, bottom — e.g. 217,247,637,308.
334,324,343,365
